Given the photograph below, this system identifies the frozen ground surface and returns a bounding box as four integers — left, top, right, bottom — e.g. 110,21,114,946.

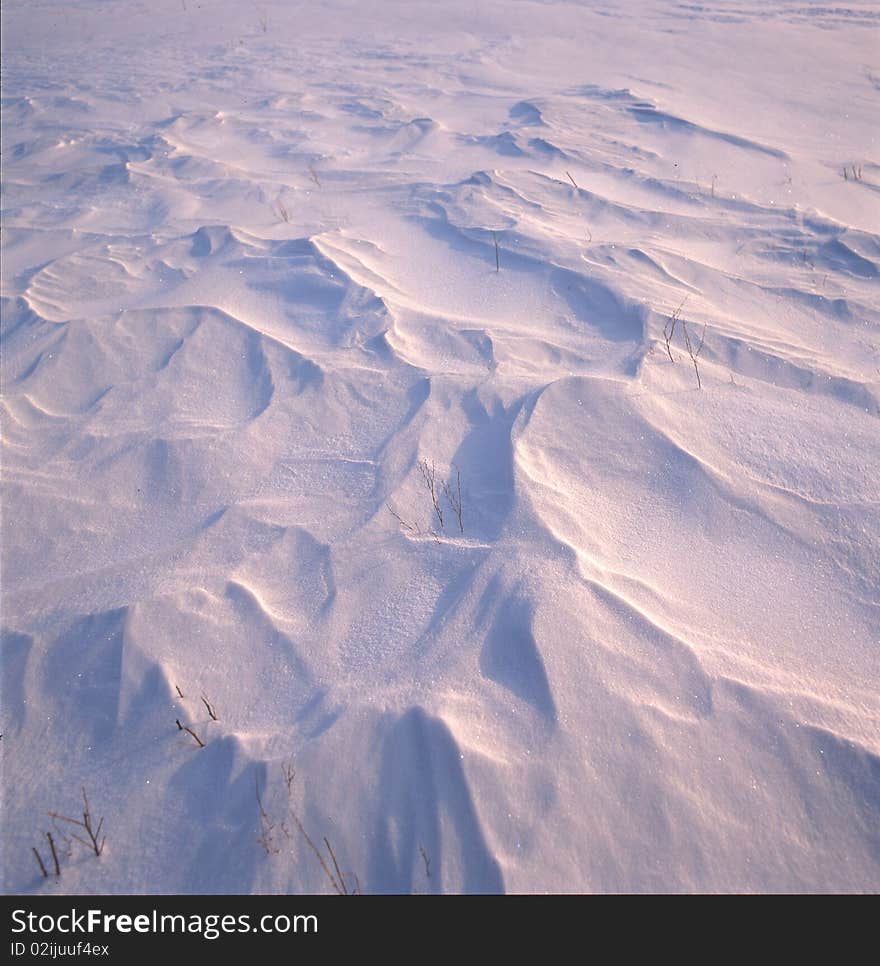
1,0,879,894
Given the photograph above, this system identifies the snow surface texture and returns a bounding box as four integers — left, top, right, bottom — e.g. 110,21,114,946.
2,0,879,894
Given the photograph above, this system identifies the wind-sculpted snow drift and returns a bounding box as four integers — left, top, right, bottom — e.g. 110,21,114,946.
1,0,878,894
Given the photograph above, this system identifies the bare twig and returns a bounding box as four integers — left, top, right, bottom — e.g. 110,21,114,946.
290,811,352,895
46,832,61,876
176,718,205,748
662,297,705,386
48,788,105,857
256,779,280,855
388,504,440,543
275,199,290,223
418,459,444,529
442,464,463,533
419,843,431,879
201,696,219,722
32,847,48,879
565,170,578,189
270,762,358,894
681,318,707,389
282,762,296,795
387,504,421,536
324,838,351,895
492,231,500,272
175,684,184,698
663,298,687,363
